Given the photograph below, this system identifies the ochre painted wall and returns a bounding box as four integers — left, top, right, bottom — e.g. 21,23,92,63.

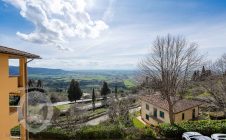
0,54,27,140
174,106,199,123
141,100,199,126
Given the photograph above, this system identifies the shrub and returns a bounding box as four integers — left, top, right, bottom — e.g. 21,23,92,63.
30,127,72,140
159,119,226,138
31,123,158,140
143,127,157,139
31,124,124,140
125,127,157,139
75,124,124,139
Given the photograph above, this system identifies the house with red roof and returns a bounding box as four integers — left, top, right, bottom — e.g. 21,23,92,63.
140,94,202,126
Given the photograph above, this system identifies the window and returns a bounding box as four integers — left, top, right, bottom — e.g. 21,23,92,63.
182,113,185,120
160,111,164,118
9,96,20,106
146,114,149,120
146,104,149,110
192,109,196,119
153,108,157,117
10,125,20,137
9,59,20,76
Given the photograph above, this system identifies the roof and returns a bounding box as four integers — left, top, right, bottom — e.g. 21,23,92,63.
0,46,40,59
140,94,202,114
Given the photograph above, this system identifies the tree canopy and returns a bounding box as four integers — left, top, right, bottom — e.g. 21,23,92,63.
68,79,83,102
101,81,111,97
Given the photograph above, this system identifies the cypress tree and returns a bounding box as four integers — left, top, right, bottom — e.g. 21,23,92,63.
28,79,34,87
101,81,111,106
68,79,83,102
115,85,118,100
37,80,43,88
92,88,96,111
201,66,206,75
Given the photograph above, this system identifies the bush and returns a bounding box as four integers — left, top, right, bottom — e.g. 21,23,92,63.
124,127,157,139
159,119,226,138
31,123,157,140
31,124,124,140
75,124,124,139
30,127,72,140
143,127,157,139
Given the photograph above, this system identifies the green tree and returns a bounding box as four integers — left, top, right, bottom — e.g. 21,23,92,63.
101,81,111,106
28,79,34,87
92,88,96,111
68,79,83,102
115,85,118,100
37,79,43,88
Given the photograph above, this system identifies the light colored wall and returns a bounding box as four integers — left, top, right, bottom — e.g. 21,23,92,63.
141,100,199,125
0,54,27,140
141,100,170,126
174,106,199,123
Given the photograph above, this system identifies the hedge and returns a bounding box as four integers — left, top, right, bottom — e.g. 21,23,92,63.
31,124,124,140
159,119,226,138
31,123,157,140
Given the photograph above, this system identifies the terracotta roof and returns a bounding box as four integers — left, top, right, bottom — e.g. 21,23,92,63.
140,94,202,114
0,46,40,59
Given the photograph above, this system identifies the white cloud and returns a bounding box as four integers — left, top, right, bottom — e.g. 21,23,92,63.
103,0,116,21
3,0,108,50
2,20,226,70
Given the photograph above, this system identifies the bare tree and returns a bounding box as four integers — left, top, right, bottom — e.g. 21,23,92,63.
214,53,226,75
194,54,226,118
108,97,134,127
51,103,88,131
139,34,201,124
197,75,226,117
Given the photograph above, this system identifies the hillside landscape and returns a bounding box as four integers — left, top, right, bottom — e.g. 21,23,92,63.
10,66,137,93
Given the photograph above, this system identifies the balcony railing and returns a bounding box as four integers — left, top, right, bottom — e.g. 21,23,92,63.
10,136,21,140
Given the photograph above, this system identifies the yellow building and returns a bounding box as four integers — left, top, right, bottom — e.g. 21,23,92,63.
0,46,40,140
140,94,202,126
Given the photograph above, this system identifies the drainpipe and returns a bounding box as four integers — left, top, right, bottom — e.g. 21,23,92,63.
25,59,34,140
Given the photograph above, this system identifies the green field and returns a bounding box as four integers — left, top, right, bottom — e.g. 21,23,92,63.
124,79,136,88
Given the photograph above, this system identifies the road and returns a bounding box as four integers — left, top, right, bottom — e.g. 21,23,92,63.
80,102,102,110
52,97,104,106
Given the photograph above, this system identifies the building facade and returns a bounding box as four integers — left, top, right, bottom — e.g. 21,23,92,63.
140,94,202,126
0,46,40,140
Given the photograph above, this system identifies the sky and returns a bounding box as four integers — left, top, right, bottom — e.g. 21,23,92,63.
0,0,226,70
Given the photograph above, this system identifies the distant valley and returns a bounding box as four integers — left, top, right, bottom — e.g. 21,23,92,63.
9,66,137,93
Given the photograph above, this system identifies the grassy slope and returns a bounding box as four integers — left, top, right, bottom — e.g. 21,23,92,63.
132,117,145,129
123,79,136,88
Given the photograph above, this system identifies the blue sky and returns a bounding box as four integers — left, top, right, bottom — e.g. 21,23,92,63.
0,0,226,70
